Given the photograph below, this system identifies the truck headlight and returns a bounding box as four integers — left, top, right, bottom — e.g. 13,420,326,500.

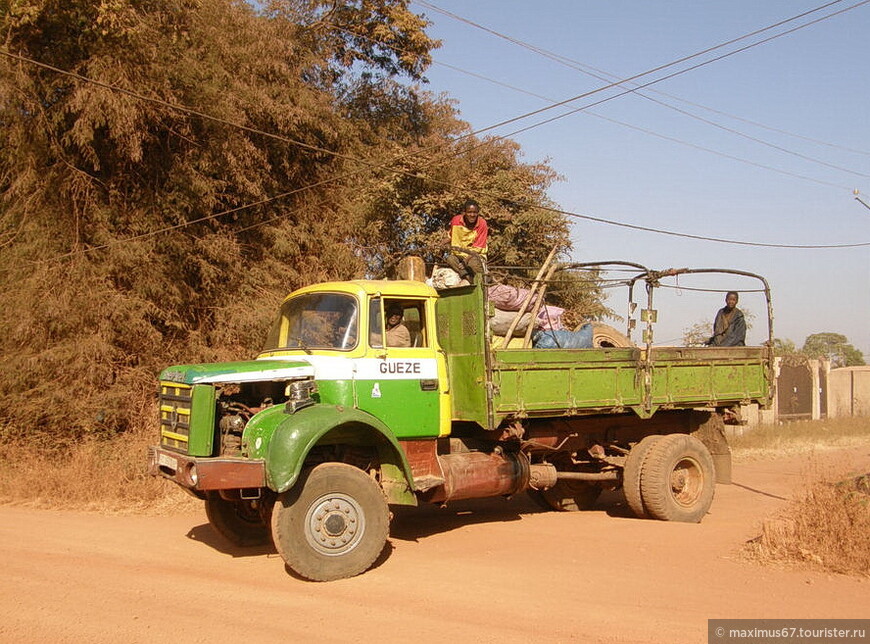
185,462,198,486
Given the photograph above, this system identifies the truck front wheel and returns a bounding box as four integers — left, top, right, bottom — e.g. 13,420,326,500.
271,463,389,582
639,434,715,523
204,491,271,546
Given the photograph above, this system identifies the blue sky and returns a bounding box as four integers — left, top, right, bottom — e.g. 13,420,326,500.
411,0,870,354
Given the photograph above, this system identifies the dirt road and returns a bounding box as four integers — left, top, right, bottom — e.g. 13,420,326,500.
2,447,868,644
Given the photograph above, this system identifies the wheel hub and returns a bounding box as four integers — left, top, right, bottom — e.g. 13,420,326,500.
669,457,703,507
670,470,688,493
305,493,365,556
323,513,347,536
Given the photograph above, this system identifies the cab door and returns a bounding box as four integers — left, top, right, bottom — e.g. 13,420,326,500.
353,296,446,439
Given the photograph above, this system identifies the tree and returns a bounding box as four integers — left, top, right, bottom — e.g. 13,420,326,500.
772,338,799,357
0,0,438,441
0,0,591,443
682,321,710,347
802,333,866,367
333,75,593,312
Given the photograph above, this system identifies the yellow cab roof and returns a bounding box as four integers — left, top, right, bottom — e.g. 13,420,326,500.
284,279,439,302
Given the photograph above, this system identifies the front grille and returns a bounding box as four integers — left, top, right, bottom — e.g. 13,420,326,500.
159,382,192,452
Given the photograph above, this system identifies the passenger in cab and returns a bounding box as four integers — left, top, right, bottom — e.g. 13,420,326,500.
385,304,411,348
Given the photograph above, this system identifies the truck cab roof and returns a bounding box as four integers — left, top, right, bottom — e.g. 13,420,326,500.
286,279,439,301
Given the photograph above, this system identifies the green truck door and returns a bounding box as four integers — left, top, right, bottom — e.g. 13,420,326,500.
353,297,441,439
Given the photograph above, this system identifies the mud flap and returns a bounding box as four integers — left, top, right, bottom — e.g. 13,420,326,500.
691,411,732,485
710,453,732,485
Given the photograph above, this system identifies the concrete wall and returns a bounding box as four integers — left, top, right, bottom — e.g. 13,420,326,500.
827,366,870,417
694,359,863,428
735,402,776,428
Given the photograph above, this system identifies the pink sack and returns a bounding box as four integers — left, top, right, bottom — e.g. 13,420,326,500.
487,283,537,311
537,305,565,331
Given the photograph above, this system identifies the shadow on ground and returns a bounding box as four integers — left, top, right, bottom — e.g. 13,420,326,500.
730,481,788,501
186,524,277,558
390,488,634,541
183,488,642,558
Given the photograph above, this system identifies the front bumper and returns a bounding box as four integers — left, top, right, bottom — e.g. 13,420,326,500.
148,446,266,491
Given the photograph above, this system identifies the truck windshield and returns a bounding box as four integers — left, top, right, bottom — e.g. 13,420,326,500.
263,293,359,351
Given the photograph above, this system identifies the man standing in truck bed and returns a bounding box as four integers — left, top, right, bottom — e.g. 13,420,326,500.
446,199,488,281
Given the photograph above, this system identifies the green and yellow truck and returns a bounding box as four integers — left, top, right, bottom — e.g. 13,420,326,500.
149,264,773,581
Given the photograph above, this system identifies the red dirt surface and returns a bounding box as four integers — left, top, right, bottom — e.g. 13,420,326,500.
2,447,868,644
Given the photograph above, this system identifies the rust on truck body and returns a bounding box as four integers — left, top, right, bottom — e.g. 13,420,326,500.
148,446,265,490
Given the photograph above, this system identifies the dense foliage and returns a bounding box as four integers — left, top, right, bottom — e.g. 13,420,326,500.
801,333,865,367
0,0,584,442
772,334,864,367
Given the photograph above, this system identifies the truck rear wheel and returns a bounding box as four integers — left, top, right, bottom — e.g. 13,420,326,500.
622,435,663,519
528,480,601,512
639,434,715,523
204,491,271,547
271,463,389,582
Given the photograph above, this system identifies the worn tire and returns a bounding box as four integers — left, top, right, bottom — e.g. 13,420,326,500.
622,435,664,519
271,463,389,582
204,491,271,547
527,480,602,512
572,323,634,347
639,434,715,523
592,323,633,348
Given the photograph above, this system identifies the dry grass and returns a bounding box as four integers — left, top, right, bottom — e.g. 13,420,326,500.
730,416,870,460
735,418,870,577
0,424,198,515
745,467,870,578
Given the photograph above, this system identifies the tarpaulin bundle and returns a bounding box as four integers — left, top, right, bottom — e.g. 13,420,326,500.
533,324,594,349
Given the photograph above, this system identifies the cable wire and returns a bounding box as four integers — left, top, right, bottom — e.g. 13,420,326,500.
3,1,869,260
417,0,869,140
418,0,870,159
445,0,870,147
326,21,858,190
0,49,392,172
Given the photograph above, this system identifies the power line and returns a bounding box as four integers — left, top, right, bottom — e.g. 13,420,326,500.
446,0,870,145
663,95,870,158
418,0,870,159
628,94,869,179
38,179,344,263
0,49,386,172
543,205,870,249
418,80,856,192
3,5,869,259
439,5,870,177
578,111,851,190
417,0,867,139
417,59,853,190
407,0,870,195
326,21,858,190
9,54,867,259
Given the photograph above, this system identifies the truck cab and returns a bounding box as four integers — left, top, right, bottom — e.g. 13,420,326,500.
259,280,451,440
